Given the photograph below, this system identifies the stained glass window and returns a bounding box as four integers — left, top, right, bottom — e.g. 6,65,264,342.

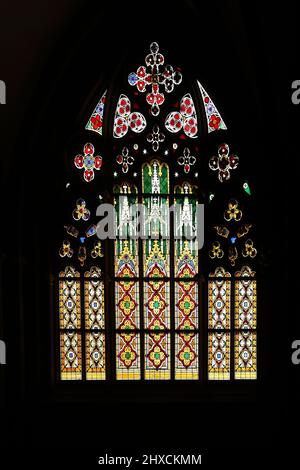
86,90,107,136
142,161,171,379
208,266,257,380
57,41,258,383
208,267,231,380
59,265,106,380
84,267,106,380
174,182,199,380
234,266,257,379
114,182,141,379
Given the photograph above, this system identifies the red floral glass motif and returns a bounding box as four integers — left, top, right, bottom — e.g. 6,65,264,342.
128,42,182,116
113,94,146,138
85,91,107,136
74,143,102,182
165,94,198,138
197,80,227,134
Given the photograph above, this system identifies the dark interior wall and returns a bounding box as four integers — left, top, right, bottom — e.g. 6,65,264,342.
0,0,297,461
0,0,86,416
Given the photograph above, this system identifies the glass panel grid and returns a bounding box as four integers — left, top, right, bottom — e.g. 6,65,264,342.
208,277,231,330
175,281,198,330
115,281,140,329
115,240,139,278
59,277,81,329
234,267,257,380
143,239,170,278
144,280,170,330
174,240,198,278
175,332,199,380
60,331,82,380
145,332,171,380
208,268,231,381
235,278,257,330
86,331,106,380
208,331,230,380
84,277,105,329
234,330,257,380
116,332,141,380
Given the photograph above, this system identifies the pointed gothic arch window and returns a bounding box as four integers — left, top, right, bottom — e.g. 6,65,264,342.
57,42,258,382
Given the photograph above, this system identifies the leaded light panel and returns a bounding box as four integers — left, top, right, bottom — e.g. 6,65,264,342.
57,41,258,382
